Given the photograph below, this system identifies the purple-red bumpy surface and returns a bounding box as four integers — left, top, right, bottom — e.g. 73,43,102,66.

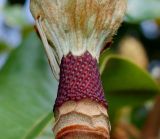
55,52,107,109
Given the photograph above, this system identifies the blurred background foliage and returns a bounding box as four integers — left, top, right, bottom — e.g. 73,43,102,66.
0,0,160,139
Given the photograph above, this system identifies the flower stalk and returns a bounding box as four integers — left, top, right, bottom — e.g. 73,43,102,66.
30,0,127,138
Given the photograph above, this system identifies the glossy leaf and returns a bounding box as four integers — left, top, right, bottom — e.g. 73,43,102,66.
101,55,159,110
0,32,57,139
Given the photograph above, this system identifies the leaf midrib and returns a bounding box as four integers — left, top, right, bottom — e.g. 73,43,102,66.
23,112,53,139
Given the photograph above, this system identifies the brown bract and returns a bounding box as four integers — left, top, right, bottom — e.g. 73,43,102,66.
54,99,110,139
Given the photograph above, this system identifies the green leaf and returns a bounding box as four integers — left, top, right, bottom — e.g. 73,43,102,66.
126,0,160,23
101,55,159,123
0,32,57,139
36,120,54,139
101,55,159,110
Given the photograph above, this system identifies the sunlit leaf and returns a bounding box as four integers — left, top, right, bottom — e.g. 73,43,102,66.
101,55,159,121
0,32,57,139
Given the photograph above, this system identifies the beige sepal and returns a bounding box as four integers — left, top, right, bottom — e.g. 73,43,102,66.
30,0,127,79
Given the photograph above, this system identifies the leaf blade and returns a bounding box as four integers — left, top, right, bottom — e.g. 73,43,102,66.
0,32,57,139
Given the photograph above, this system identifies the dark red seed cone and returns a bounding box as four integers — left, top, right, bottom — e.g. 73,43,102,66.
55,51,108,109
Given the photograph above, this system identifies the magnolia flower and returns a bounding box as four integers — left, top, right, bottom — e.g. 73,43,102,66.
30,0,127,138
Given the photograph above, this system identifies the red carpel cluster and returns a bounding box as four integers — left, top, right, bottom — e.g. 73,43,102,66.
55,52,107,109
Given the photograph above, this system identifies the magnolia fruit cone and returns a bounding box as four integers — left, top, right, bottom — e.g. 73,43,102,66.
30,0,127,138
